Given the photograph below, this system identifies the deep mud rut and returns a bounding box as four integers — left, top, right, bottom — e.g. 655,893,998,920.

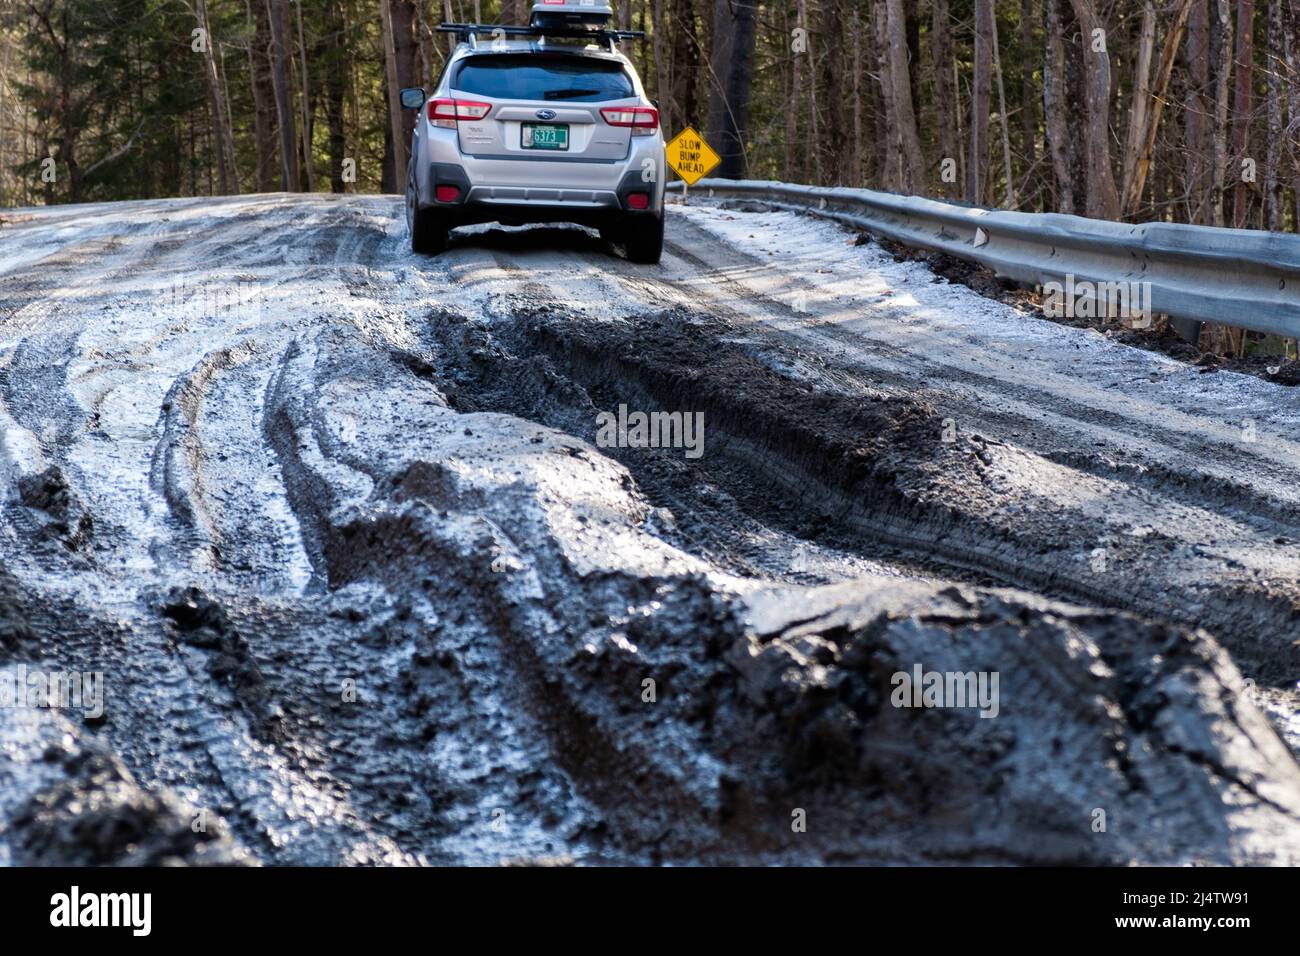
1,193,1298,865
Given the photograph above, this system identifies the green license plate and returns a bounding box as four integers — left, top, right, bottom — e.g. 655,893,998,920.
522,123,569,150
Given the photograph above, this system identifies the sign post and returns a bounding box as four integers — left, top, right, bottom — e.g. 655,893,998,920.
665,127,721,204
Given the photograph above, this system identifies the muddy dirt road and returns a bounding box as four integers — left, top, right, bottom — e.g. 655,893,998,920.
1,193,1298,865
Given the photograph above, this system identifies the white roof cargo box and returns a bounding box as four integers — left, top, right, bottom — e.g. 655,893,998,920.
529,0,614,31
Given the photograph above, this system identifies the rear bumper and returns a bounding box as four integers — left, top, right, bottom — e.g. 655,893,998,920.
433,202,656,229
420,162,662,226
467,184,622,208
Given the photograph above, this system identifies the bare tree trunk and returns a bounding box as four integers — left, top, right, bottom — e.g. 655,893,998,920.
931,0,960,197
1120,2,1156,209
1067,0,1120,218
991,10,1016,207
852,15,862,186
442,0,456,54
380,0,406,194
967,0,993,203
1044,0,1076,213
873,1,897,189
325,0,348,193
393,1,420,174
23,74,31,204
294,0,314,191
821,0,849,184
247,0,276,192
805,0,821,181
196,0,236,194
784,0,806,182
268,0,300,190
1231,0,1255,227
1211,0,1232,226
954,57,964,194
705,0,757,179
218,20,241,192
1020,0,1039,208
619,0,632,57
1185,0,1210,222
677,0,700,125
903,0,921,139
349,2,363,165
885,0,925,193
220,42,238,183
0,38,8,205
637,0,648,72
651,0,671,133
415,0,437,86
1286,0,1300,230
1124,0,1193,217
1266,0,1284,230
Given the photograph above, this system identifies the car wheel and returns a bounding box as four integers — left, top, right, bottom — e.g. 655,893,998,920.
623,214,663,264
410,205,448,255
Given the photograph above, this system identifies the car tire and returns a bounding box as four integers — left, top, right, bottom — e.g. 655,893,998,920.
410,205,449,255
623,214,663,264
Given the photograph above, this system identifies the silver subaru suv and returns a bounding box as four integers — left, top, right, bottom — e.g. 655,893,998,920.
400,1,666,262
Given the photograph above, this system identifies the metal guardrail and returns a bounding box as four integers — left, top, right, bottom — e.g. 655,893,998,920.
670,178,1300,342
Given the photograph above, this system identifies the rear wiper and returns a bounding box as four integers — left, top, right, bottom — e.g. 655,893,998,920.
543,88,600,100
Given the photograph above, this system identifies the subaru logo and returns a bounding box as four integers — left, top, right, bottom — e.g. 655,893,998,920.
535,109,557,120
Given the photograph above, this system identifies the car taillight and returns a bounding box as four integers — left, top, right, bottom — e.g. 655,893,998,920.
600,106,659,136
626,192,650,210
435,185,461,202
428,98,492,128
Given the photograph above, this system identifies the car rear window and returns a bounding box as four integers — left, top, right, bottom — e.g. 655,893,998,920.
452,54,635,102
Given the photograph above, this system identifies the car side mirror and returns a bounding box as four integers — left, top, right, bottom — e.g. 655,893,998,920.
399,87,426,110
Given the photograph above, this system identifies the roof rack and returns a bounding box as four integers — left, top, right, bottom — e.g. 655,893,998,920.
437,22,645,52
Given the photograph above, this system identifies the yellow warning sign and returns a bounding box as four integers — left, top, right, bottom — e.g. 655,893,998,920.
665,127,721,186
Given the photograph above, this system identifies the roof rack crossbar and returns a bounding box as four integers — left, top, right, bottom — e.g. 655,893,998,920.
437,22,645,45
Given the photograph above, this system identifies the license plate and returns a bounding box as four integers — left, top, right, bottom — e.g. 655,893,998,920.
522,123,569,150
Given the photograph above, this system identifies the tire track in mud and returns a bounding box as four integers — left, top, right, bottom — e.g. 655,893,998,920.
654,214,1300,494
1,196,434,864
409,222,1300,741
311,304,1300,864
557,220,1300,689
3,196,1300,865
124,198,432,863
655,222,1300,525
0,206,245,851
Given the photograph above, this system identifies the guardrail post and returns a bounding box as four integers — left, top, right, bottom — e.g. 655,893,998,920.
1169,317,1203,344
